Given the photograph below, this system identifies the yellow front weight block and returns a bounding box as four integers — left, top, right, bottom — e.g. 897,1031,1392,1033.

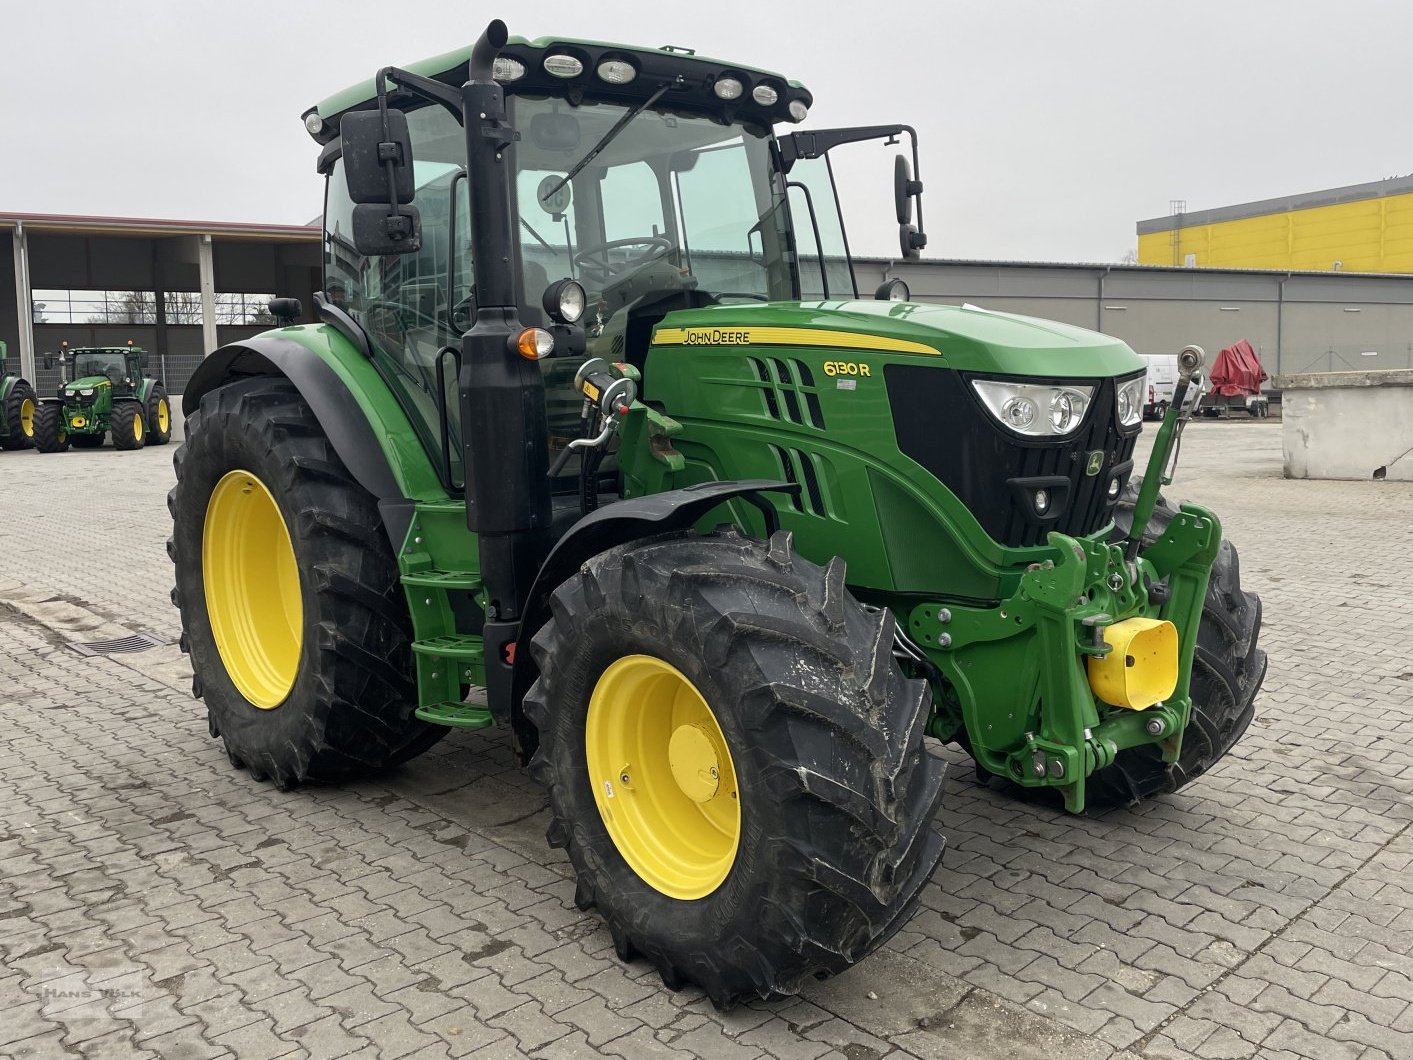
1087,617,1179,710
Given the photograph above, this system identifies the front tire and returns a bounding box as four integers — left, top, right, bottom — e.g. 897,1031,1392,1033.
2,379,36,450
525,530,946,1008
1090,489,1266,805
33,403,69,453
111,402,145,450
169,376,442,787
145,384,173,445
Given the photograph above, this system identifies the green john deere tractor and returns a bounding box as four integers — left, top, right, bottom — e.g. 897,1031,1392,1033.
169,21,1265,1007
0,341,39,451
35,342,172,452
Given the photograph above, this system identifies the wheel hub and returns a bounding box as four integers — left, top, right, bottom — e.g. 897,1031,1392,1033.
668,723,720,803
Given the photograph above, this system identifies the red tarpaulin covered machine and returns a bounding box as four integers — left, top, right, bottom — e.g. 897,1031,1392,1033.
1203,339,1271,417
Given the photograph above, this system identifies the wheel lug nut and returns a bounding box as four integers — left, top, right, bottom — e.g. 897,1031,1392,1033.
619,772,630,785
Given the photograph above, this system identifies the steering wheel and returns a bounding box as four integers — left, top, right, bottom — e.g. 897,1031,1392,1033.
574,236,675,285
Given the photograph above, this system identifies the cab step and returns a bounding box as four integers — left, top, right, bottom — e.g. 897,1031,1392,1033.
411,635,485,662
414,701,494,729
401,569,481,591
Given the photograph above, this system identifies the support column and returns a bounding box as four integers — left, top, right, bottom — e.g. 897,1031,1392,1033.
11,222,37,381
198,234,218,354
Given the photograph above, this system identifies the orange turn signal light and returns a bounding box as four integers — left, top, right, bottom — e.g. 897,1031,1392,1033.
514,327,555,360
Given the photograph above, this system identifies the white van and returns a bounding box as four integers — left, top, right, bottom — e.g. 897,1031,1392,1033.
1139,353,1207,420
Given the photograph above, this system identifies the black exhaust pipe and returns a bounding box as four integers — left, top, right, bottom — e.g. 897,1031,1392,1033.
468,19,509,81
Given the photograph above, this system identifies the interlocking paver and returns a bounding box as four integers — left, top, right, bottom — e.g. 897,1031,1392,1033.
4,415,1413,1059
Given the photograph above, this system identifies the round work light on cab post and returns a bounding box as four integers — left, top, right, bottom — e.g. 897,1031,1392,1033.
874,278,910,302
542,279,587,325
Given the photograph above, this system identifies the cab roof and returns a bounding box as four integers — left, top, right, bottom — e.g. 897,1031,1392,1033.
308,33,811,141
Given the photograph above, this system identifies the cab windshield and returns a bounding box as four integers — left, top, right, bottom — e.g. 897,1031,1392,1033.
71,351,128,383
510,96,795,327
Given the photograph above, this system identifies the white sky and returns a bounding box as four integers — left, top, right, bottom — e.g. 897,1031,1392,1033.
2,0,1408,262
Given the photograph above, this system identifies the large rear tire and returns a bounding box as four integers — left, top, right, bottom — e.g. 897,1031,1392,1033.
1,379,36,450
33,402,68,453
524,530,947,1008
1089,488,1266,805
169,376,442,787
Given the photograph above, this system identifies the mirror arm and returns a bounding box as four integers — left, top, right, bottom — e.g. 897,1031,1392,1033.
374,66,464,123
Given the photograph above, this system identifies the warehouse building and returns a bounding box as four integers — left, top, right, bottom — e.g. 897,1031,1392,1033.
2,212,320,396
1137,175,1413,273
6,210,1413,395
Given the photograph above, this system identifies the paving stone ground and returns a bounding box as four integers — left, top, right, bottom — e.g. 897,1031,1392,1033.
1,411,1411,1060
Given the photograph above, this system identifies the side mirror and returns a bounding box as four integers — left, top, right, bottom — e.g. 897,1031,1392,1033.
894,154,927,259
352,203,422,255
341,110,415,204
44,353,53,370
141,351,151,369
341,109,422,255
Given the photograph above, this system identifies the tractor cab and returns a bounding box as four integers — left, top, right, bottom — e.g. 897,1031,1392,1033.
313,36,921,489
54,342,148,398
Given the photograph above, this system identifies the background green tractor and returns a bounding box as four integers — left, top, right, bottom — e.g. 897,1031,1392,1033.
0,370,37,451
35,342,172,452
0,341,39,451
169,21,1265,1008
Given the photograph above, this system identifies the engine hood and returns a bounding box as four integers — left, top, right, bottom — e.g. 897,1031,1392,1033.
63,376,112,398
654,300,1145,378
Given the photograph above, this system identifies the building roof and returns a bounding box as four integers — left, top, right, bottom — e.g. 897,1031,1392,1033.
1137,174,1413,235
0,211,319,242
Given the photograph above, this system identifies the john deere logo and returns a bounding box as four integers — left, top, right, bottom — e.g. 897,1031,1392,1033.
1085,451,1104,476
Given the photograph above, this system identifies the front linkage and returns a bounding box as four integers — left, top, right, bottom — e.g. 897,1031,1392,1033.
912,347,1216,813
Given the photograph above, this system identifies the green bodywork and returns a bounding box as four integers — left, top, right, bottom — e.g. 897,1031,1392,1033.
50,347,156,437
241,301,1215,809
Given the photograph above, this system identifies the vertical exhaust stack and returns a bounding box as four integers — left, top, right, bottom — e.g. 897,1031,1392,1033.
457,19,553,725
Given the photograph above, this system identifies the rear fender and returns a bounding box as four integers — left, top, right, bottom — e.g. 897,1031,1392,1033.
182,329,448,549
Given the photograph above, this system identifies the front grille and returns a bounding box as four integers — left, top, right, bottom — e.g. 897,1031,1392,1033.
885,366,1141,548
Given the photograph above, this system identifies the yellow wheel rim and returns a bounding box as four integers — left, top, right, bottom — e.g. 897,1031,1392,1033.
133,412,144,442
586,655,740,899
157,398,170,433
19,398,34,437
202,469,303,708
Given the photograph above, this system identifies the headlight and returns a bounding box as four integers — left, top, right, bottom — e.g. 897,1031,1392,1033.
971,379,1095,438
1115,376,1144,427
78,388,94,398
543,53,583,78
493,57,526,82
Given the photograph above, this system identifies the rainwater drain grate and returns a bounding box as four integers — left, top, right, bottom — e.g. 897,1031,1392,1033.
69,634,166,657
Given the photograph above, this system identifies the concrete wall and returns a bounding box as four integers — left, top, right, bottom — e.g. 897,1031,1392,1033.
1276,370,1413,481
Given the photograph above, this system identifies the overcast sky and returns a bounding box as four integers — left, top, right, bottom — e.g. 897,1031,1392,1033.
2,0,1408,263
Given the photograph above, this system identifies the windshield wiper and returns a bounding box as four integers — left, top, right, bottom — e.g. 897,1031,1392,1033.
541,78,678,203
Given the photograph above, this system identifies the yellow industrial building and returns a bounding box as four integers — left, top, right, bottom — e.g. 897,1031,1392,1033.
1137,175,1413,273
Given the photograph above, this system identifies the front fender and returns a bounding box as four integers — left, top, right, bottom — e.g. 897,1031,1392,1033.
182,327,450,548
503,479,799,757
